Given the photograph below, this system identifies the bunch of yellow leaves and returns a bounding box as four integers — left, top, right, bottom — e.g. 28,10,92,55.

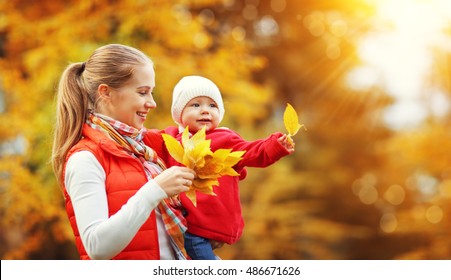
162,126,245,206
283,103,306,145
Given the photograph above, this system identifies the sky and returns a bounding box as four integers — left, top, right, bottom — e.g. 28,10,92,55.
347,0,451,130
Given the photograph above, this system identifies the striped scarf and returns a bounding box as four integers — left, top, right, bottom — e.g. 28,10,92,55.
87,112,189,260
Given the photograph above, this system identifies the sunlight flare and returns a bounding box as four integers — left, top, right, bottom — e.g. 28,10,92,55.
348,0,451,129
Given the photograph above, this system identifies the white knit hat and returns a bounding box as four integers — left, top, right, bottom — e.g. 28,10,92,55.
171,75,225,125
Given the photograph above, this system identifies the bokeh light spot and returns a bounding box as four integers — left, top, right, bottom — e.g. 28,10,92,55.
232,26,246,41
172,4,192,25
359,185,378,205
384,184,405,206
199,9,215,26
330,19,348,37
270,0,286,13
303,12,326,37
425,205,443,224
380,213,398,233
193,32,211,49
255,16,279,37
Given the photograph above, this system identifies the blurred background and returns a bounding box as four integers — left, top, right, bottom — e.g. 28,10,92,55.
1,0,451,260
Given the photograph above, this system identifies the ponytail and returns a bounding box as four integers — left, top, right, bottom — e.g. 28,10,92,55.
52,62,88,186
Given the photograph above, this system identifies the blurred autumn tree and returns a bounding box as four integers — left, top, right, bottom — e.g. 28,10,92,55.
213,0,401,259
0,0,269,259
1,0,451,260
212,0,451,260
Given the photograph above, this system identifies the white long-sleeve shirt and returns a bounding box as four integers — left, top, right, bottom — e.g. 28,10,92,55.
64,151,175,260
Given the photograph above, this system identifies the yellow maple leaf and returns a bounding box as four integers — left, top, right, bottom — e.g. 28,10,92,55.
162,126,245,206
161,133,184,163
283,103,306,144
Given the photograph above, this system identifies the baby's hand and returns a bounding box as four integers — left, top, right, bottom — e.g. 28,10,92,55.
278,134,295,153
210,240,224,250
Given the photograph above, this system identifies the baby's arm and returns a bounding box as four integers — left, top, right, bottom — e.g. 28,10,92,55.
219,130,292,170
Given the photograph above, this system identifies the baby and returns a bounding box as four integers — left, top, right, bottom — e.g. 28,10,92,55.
165,75,294,259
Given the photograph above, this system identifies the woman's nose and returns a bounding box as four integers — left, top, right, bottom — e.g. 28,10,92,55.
145,100,156,108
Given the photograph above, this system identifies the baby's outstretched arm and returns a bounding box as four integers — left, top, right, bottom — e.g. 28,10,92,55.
278,134,295,153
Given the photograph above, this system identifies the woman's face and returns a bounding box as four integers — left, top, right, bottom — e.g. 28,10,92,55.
103,63,156,129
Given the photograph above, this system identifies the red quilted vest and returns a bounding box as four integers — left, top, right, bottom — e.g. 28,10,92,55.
62,124,168,260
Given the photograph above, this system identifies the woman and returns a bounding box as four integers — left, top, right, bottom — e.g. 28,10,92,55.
52,44,195,260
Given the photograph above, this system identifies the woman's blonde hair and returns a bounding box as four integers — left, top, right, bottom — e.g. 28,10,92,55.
52,44,153,186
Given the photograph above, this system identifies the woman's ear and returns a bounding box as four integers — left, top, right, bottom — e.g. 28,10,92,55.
98,84,111,100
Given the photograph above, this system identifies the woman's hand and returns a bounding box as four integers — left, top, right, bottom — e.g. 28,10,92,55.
154,166,196,197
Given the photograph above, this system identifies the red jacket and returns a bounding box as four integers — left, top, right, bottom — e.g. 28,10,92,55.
164,127,290,244
62,124,169,259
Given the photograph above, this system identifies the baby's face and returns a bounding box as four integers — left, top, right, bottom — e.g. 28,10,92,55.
181,96,220,133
